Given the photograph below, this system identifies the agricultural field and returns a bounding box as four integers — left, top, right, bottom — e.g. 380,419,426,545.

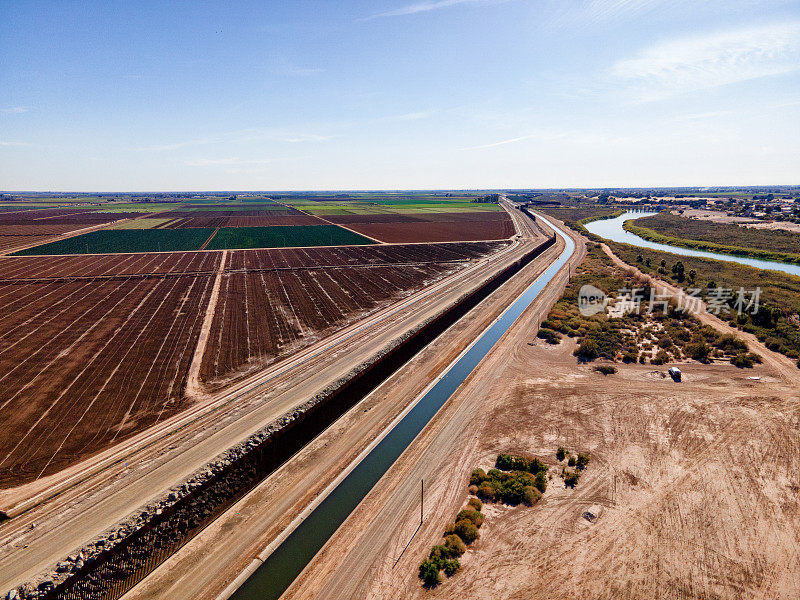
11,228,216,255
0,234,509,486
202,241,507,383
326,211,515,243
0,259,219,485
205,225,375,250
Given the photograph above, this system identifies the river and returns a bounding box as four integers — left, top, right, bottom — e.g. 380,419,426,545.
584,211,800,278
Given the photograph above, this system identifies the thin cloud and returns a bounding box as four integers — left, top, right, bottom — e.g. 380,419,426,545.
461,133,540,150
0,140,34,147
138,129,332,151
674,110,734,121
185,157,278,167
364,0,502,19
1,106,29,114
383,110,436,122
611,21,800,101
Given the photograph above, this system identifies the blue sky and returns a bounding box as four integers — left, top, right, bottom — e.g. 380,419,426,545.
1,0,799,191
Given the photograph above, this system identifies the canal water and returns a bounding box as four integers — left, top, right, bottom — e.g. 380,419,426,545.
229,213,574,600
584,211,800,278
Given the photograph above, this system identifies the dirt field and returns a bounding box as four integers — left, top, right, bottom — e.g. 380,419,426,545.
0,272,217,485
327,211,515,243
284,230,800,600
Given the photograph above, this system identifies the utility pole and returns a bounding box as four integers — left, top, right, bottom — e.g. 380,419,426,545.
421,479,424,525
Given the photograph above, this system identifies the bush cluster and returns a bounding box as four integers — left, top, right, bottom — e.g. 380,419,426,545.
470,454,548,505
556,448,590,488
419,496,487,587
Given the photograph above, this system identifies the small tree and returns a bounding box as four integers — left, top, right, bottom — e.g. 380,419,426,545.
467,497,482,511
444,534,466,557
534,471,547,493
556,447,566,461
419,559,441,587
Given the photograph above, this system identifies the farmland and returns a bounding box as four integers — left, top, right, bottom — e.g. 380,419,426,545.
205,225,375,250
11,228,216,255
200,241,506,383
0,266,218,485
327,211,515,242
0,235,510,485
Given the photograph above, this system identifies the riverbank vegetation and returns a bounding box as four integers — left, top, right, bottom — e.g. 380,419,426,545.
626,212,800,265
608,241,800,366
538,243,759,367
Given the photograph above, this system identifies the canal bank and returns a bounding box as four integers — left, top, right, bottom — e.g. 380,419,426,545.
223,213,575,600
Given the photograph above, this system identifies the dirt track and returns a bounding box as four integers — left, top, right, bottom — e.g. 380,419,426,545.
280,226,800,600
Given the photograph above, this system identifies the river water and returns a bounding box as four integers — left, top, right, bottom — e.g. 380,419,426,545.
229,213,575,600
584,211,800,278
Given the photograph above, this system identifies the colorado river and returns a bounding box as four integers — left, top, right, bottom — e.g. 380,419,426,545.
584,211,800,278
227,212,575,600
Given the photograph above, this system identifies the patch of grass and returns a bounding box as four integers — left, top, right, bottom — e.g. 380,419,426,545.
205,225,375,249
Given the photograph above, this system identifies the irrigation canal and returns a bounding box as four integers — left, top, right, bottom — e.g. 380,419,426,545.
226,213,575,600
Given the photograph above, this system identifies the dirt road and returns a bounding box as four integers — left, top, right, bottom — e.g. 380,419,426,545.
282,227,800,600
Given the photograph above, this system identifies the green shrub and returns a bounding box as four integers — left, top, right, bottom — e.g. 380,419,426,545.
444,534,466,557
576,452,590,470
454,519,479,544
442,558,461,577
469,468,487,486
574,339,599,361
456,509,484,528
419,559,441,587
564,470,580,488
467,497,482,511
534,471,548,493
567,455,576,467
443,522,456,536
476,484,495,501
556,447,566,461
468,484,478,495
594,365,617,375
537,327,562,344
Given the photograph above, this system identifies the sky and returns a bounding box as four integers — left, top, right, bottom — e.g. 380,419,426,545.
1,0,799,191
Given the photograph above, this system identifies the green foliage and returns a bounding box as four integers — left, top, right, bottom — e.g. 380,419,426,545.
495,454,547,475
576,452,590,470
563,470,580,488
568,455,576,467
467,497,482,511
419,559,441,587
534,471,547,493
456,509,484,528
454,519,480,544
523,486,542,506
556,447,566,461
444,534,467,557
594,365,617,375
537,327,562,344
442,558,461,577
470,468,487,486
13,228,214,255
206,225,375,250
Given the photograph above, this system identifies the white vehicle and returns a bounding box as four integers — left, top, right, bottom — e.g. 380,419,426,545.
668,367,682,382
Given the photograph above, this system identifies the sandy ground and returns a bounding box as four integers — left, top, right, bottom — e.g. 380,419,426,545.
744,221,800,233
674,209,757,224
283,228,800,600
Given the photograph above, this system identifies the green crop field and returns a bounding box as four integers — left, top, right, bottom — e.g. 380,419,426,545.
12,228,215,255
205,225,375,249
